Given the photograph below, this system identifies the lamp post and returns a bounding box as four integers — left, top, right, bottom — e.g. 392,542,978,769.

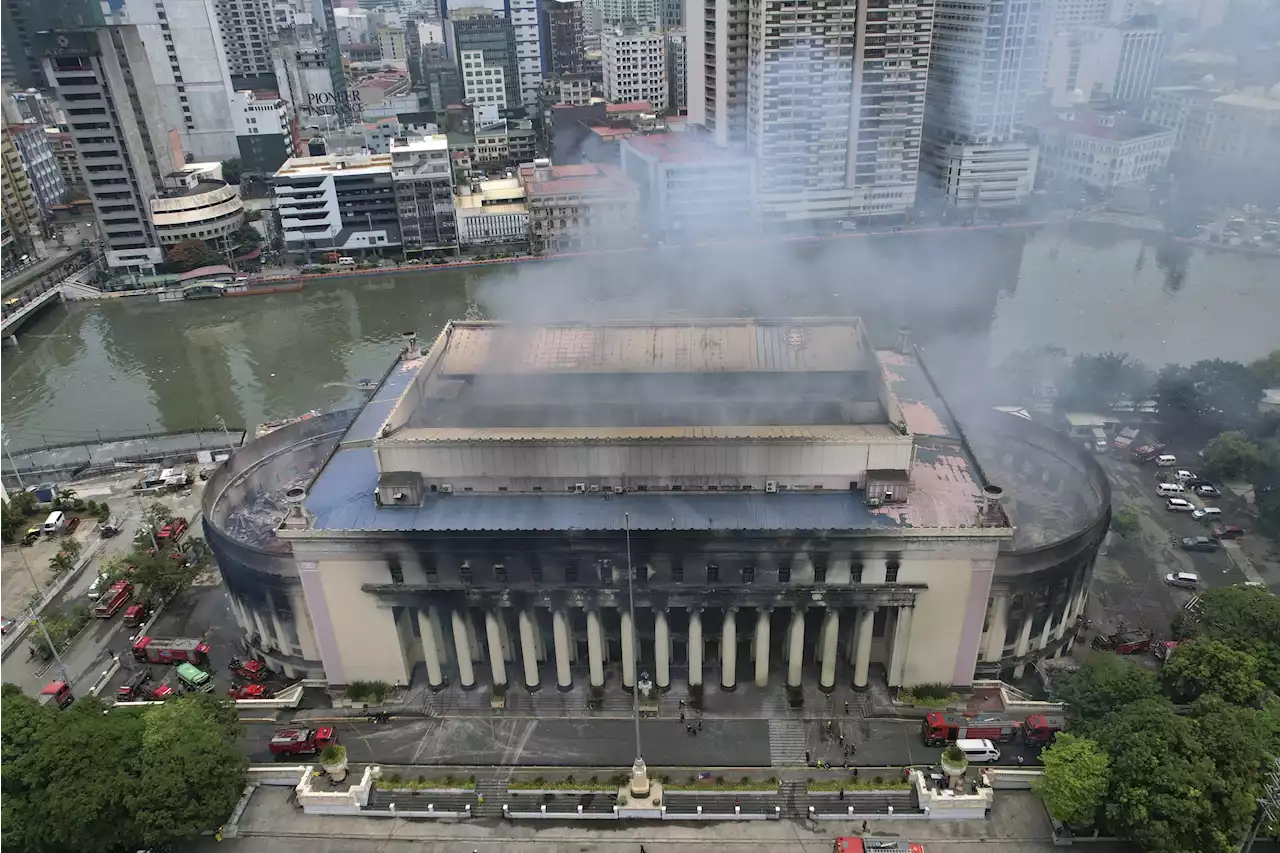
14,546,70,685
3,430,25,489
624,510,650,798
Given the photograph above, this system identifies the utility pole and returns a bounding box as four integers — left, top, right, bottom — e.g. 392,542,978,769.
14,547,70,685
215,414,235,452
623,510,651,799
1241,757,1280,853
3,430,25,489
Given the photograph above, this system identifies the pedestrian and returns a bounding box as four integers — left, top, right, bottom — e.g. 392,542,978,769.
844,701,849,715
838,733,845,746
862,820,869,834
735,797,741,808
641,846,647,853
680,711,686,723
843,759,848,770
679,699,685,708
691,727,698,737
852,768,858,780
1017,755,1025,766
838,788,844,800
697,719,703,732
806,750,812,764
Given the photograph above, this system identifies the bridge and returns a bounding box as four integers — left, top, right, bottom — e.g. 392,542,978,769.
1,427,247,488
2,266,97,343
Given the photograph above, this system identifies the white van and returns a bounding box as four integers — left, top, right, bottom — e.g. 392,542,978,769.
955,738,1001,763
1156,482,1185,496
1156,454,1177,467
42,511,67,537
337,256,357,266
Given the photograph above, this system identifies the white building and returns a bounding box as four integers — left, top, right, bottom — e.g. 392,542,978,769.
273,152,401,254
619,132,756,238
1144,86,1280,172
391,135,457,252
460,49,508,125
102,0,240,160
215,0,296,77
599,0,660,28
1034,109,1174,190
665,30,685,113
688,0,933,222
376,24,407,60
149,162,246,245
602,25,667,112
454,175,529,245
921,0,1044,209
510,0,545,106
1045,21,1166,107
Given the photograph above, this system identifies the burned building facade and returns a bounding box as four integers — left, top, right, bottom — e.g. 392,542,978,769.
204,319,1108,692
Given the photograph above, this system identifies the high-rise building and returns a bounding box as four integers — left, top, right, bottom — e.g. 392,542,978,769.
599,0,659,28
540,0,585,75
97,0,240,161
664,29,684,113
510,0,545,106
1045,19,1166,107
460,49,510,123
1,123,41,251
45,129,86,197
601,25,666,112
688,0,933,222
2,0,53,89
273,151,401,255
377,23,408,60
6,122,66,212
391,134,458,252
447,9,521,110
661,0,680,28
920,0,1043,209
214,0,293,79
231,90,297,175
42,28,180,269
272,0,354,128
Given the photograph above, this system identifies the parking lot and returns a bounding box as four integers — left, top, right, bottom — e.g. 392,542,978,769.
1084,452,1275,646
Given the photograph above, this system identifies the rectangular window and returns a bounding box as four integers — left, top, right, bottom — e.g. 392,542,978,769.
564,563,578,583
387,555,404,585
707,564,720,583
530,564,543,583
742,566,755,584
424,564,438,584
778,563,791,583
885,560,900,584
672,563,684,583
459,562,473,584
850,561,863,583
813,562,827,583
494,563,508,583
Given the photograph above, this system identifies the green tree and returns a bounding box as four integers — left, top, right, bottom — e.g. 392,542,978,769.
1162,637,1265,706
1052,653,1161,725
130,694,248,846
128,548,202,601
232,221,262,248
1250,349,1280,387
1174,584,1280,692
1060,352,1153,413
163,239,223,273
1202,430,1265,479
1033,734,1110,829
220,157,242,185
1110,503,1141,537
1155,360,1264,441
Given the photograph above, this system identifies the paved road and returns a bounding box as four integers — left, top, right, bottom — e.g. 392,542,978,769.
240,716,1043,769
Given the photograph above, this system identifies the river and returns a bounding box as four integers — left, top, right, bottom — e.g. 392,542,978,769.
3,221,1277,453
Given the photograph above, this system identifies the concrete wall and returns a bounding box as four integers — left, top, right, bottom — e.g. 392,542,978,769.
299,554,411,686
899,553,997,687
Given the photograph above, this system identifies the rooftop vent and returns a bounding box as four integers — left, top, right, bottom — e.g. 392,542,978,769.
281,486,311,530
402,331,421,361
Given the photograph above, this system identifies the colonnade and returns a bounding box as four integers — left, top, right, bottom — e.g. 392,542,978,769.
414,602,913,692
981,567,1092,675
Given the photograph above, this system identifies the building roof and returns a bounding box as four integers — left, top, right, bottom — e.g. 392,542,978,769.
1037,110,1173,142
275,153,393,177
624,132,750,164
1215,93,1280,111
518,161,636,197
588,125,633,140
606,100,652,113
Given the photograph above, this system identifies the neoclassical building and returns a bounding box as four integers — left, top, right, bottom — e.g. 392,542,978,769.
204,319,1108,695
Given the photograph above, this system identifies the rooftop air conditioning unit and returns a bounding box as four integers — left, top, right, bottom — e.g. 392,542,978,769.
440,484,453,493
575,483,586,493
765,481,778,493
612,485,624,494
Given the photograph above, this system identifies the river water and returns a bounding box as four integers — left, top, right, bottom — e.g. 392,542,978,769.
3,221,1277,453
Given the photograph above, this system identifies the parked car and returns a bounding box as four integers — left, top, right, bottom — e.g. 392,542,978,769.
1212,525,1246,540
1,616,15,635
1194,484,1221,498
64,516,81,534
1165,572,1201,589
86,571,111,600
1186,477,1213,489
1192,507,1222,519
1181,536,1221,552
1166,497,1195,512
1175,469,1197,482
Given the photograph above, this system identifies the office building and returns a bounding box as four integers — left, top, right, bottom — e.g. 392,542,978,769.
272,0,352,125
689,0,933,222
511,0,546,107
661,0,680,28
599,0,659,28
447,9,521,112
620,132,754,238
920,0,1043,209
602,25,667,113
377,24,408,60
460,50,511,124
204,319,1110,691
231,90,297,175
149,162,246,246
1144,86,1280,174
97,0,240,161
454,175,529,245
43,28,178,270
390,134,457,253
547,72,594,105
664,30,685,113
519,157,638,252
6,122,65,212
273,151,401,255
1,124,40,250
1034,109,1174,190
45,129,85,197
8,89,63,127
474,119,537,165
214,0,292,79
1045,20,1166,107
540,0,585,75
2,0,52,89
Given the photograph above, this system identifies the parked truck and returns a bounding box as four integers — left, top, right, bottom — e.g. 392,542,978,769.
175,662,214,693
131,636,210,666
921,712,1022,747
269,726,338,756
38,680,75,709
92,581,134,619
123,602,150,629
1023,713,1068,746
117,670,153,702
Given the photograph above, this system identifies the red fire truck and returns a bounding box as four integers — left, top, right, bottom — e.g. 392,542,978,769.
836,839,924,853
92,581,134,618
123,602,150,629
269,727,337,756
38,680,75,709
1023,714,1068,746
131,636,211,666
921,712,1022,747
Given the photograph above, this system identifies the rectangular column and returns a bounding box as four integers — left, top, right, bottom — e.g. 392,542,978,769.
654,608,670,690
754,608,770,688
688,608,703,687
983,593,1009,662
721,608,737,691
888,605,914,687
1014,610,1035,657
819,608,839,692
853,607,875,689
586,608,605,688
620,607,636,689
416,608,444,689
451,607,475,689
1052,587,1074,642
519,608,541,691
553,608,573,691
786,608,805,688
486,609,507,688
